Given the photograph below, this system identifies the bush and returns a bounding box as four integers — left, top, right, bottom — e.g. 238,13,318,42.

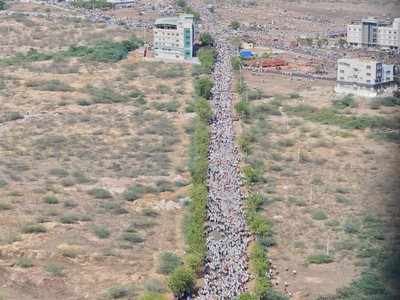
88,188,112,199
197,48,216,73
105,285,135,299
59,213,80,224
16,257,33,268
333,95,356,109
64,37,143,63
0,111,23,123
199,32,214,46
158,252,182,275
307,254,333,264
235,99,251,119
167,267,195,298
231,56,242,71
92,225,110,239
27,80,74,92
123,185,144,201
230,20,241,30
153,100,180,112
86,86,127,104
44,263,64,277
195,76,213,99
0,1,6,10
43,195,59,204
156,65,185,78
311,210,328,220
139,292,167,300
143,278,166,293
120,232,144,243
21,224,47,234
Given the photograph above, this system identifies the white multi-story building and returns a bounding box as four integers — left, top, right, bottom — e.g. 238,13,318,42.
335,58,397,97
347,18,400,49
153,14,194,61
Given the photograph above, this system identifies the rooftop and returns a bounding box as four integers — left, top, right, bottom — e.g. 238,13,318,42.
155,14,194,26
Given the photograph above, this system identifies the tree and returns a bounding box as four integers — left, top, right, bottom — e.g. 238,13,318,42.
231,56,242,71
168,267,195,298
197,47,216,73
0,0,6,10
195,76,213,99
176,0,186,8
195,98,212,121
235,99,250,119
230,20,241,30
199,32,214,47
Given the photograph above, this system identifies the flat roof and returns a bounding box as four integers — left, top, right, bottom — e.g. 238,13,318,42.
155,14,193,26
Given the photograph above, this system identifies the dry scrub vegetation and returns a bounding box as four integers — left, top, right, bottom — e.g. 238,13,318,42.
236,71,400,299
0,7,194,300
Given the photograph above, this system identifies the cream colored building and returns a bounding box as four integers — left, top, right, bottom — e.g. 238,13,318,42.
153,14,194,61
335,58,396,97
347,18,400,49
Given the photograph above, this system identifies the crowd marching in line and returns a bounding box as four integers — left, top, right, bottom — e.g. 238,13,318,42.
188,2,252,299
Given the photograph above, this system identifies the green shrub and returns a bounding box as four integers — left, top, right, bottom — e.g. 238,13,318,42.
85,86,127,104
0,111,23,123
143,278,166,293
92,225,110,239
0,0,6,10
230,20,241,30
44,263,64,277
153,100,180,112
139,292,167,300
231,56,242,71
21,224,47,234
167,267,194,298
105,285,135,299
235,99,251,119
158,252,182,275
0,202,12,210
0,179,7,187
197,48,216,73
199,32,214,46
333,95,357,109
123,185,144,201
307,254,333,264
311,210,328,220
156,65,185,78
237,293,257,300
343,219,361,234
120,232,144,243
59,213,80,224
16,257,33,268
88,188,112,199
335,195,351,205
248,88,264,100
195,76,213,99
27,80,74,92
43,195,59,204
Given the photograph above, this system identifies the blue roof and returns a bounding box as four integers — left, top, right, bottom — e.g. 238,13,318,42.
240,50,254,59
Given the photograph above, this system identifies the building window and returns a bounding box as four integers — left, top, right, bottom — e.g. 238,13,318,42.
340,77,344,80
366,65,371,69
340,70,344,73
367,80,371,83
366,73,371,76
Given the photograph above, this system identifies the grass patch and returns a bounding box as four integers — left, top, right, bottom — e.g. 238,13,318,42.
88,188,112,199
158,252,182,275
16,257,33,268
307,254,333,264
92,225,110,239
311,210,328,220
44,262,64,277
21,224,47,234
43,195,59,204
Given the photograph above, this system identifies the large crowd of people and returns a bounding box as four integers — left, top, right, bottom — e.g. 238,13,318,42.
189,2,251,299
197,40,250,300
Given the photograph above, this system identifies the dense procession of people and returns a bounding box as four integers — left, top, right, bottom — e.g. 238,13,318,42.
186,2,252,298
196,40,250,300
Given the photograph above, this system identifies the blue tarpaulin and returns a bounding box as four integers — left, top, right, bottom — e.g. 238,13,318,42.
240,50,254,59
